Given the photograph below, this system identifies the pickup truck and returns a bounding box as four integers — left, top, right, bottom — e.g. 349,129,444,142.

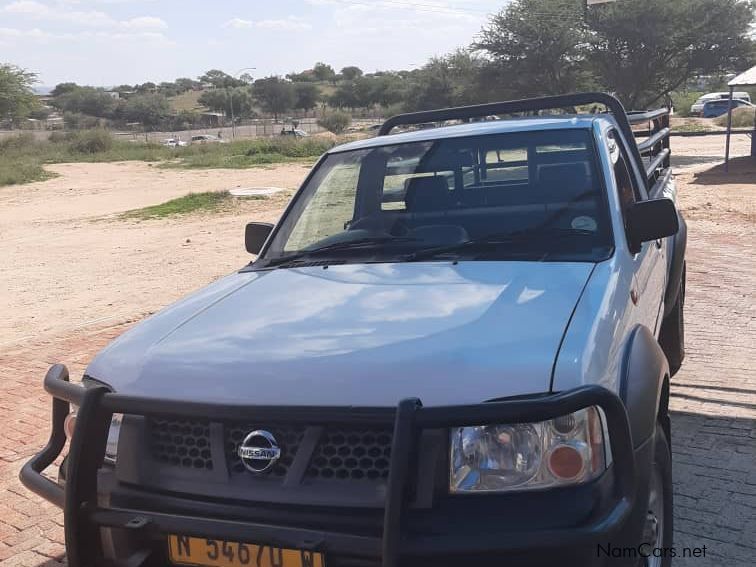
22,93,686,567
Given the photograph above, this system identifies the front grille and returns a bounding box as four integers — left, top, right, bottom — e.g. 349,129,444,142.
225,424,306,477
307,427,392,481
148,419,393,482
149,418,213,470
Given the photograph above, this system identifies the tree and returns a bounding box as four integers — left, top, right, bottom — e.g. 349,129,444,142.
587,0,756,108
53,87,115,118
199,69,245,89
252,77,295,119
403,50,487,112
0,64,38,123
174,77,199,92
476,0,592,98
329,81,359,109
340,66,364,81
368,73,406,108
313,62,337,83
51,82,78,97
198,87,254,118
121,93,171,129
293,82,320,112
318,110,351,134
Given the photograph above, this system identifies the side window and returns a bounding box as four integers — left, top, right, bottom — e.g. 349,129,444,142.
608,130,639,238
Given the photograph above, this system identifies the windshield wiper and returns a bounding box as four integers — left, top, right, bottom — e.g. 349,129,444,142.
264,236,419,267
406,228,597,262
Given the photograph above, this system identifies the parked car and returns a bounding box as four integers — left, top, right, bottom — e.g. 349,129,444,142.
190,134,227,144
690,91,751,115
22,93,686,567
280,127,309,138
161,138,188,148
702,98,754,118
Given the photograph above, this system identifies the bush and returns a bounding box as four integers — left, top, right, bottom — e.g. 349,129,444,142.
318,111,352,134
0,132,38,152
715,106,755,129
67,129,114,154
670,91,703,117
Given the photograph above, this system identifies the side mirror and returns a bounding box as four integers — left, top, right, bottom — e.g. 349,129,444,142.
626,198,679,254
245,222,274,255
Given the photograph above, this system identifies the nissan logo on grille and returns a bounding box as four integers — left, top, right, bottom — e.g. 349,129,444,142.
238,430,281,473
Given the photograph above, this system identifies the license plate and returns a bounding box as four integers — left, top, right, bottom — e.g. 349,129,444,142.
168,535,325,567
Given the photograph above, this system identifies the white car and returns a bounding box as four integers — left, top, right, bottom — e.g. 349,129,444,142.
690,91,751,116
161,138,188,148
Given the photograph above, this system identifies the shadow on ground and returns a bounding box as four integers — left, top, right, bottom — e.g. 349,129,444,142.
691,156,756,185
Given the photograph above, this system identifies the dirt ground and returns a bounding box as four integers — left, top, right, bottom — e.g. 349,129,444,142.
0,162,312,347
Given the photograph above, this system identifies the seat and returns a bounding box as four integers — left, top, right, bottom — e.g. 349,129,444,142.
404,177,452,212
537,162,592,202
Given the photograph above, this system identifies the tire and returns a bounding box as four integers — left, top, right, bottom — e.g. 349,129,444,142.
660,263,685,376
638,424,673,567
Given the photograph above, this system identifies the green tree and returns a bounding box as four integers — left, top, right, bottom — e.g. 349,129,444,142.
53,87,115,118
404,50,486,112
174,77,199,92
121,93,171,130
51,82,78,97
198,87,254,118
476,0,591,98
252,77,295,119
293,82,320,112
587,0,756,108
317,110,351,134
368,73,406,108
340,66,364,81
0,64,38,123
199,69,245,89
313,62,337,83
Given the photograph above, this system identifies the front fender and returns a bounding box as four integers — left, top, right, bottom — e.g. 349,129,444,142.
619,325,669,449
664,211,687,316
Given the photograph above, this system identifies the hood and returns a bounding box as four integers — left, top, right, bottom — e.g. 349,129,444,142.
87,261,594,408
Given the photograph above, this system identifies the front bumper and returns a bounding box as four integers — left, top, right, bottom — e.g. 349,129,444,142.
21,364,640,567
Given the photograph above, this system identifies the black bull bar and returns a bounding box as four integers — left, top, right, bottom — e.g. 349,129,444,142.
21,364,637,567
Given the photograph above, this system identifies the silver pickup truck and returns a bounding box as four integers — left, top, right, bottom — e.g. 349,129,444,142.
22,93,686,567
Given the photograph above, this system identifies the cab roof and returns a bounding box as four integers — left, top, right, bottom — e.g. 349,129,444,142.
329,115,609,154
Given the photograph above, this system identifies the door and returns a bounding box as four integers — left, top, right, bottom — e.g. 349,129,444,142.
608,129,667,334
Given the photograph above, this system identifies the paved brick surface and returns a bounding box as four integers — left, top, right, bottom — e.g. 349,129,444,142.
0,192,754,565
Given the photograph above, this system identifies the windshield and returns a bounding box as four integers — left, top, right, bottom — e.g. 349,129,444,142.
260,129,613,266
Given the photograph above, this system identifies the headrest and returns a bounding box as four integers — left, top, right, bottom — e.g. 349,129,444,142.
404,176,451,212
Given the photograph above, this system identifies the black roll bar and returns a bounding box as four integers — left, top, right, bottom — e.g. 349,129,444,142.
378,92,671,189
22,364,638,567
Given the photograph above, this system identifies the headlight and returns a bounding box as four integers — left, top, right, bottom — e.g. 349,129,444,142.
450,407,605,493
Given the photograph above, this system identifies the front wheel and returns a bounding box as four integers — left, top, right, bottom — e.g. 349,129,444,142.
639,424,673,567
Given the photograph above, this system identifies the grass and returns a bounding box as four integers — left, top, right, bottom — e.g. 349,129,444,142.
0,131,336,187
121,191,233,220
715,107,755,129
670,121,713,133
169,90,206,112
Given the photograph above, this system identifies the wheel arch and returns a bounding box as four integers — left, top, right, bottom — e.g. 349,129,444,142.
619,325,670,450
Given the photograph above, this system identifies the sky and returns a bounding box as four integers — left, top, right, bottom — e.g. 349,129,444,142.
0,0,502,87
